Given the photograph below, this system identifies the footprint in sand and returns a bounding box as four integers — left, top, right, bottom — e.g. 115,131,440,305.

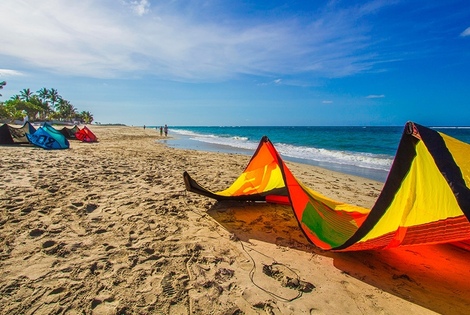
253,301,281,315
42,240,56,248
161,272,176,297
29,228,45,237
42,240,69,257
85,204,99,213
262,263,315,293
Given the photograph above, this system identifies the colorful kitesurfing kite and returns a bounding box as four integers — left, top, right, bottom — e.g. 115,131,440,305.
183,122,470,251
75,126,98,143
1,123,98,148
0,121,36,144
59,125,81,140
26,123,70,150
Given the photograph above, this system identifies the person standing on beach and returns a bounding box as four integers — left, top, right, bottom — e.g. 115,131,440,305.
160,126,163,136
164,124,168,137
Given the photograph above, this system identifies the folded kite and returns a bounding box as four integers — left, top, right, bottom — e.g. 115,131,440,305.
75,126,98,142
183,122,470,251
26,123,70,150
0,121,36,144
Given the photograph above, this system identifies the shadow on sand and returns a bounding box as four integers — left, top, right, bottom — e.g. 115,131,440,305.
207,201,470,315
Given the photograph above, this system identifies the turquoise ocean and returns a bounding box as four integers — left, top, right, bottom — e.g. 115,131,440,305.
157,125,470,183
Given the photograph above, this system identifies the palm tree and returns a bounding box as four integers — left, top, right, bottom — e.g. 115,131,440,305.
80,111,94,124
2,86,95,124
29,95,50,120
48,88,61,111
0,81,6,97
19,88,33,102
66,103,78,122
37,88,49,102
35,88,52,120
56,99,77,121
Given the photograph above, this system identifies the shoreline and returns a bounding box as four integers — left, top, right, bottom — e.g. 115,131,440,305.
163,132,390,183
1,125,469,314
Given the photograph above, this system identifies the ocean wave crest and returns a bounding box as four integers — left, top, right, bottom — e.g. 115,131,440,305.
171,129,392,171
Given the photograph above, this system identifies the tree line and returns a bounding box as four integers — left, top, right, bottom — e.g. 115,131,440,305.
0,83,93,124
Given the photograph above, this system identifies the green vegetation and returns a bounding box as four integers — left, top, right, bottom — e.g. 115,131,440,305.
0,81,6,97
0,84,93,124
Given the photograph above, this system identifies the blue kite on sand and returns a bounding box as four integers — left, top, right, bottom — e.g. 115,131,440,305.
26,123,70,150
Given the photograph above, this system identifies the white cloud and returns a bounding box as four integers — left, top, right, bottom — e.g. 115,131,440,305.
0,69,23,77
128,0,150,16
461,27,470,37
0,0,392,82
366,94,385,99
322,100,333,104
274,79,282,84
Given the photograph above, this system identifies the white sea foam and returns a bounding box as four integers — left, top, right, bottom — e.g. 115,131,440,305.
432,126,470,129
171,129,393,172
275,143,392,171
170,129,200,136
192,135,256,151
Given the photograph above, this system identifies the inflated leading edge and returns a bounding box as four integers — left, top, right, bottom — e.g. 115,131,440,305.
183,122,470,251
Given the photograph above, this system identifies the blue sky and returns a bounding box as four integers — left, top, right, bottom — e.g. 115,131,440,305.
1,0,469,126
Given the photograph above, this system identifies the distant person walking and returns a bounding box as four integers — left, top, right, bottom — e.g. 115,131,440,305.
164,124,168,137
160,126,163,136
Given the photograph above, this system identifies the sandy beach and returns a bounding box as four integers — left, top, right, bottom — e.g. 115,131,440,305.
1,125,469,315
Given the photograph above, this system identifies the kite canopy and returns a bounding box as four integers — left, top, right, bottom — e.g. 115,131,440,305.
60,125,80,139
183,122,470,251
184,136,289,204
75,126,98,142
0,122,37,144
26,123,70,150
1,123,98,148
